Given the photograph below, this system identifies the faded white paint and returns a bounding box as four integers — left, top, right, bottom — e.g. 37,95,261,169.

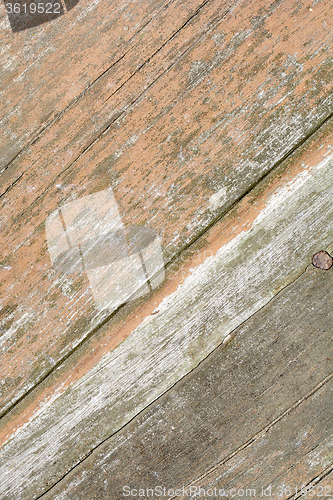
209,187,227,211
0,155,332,499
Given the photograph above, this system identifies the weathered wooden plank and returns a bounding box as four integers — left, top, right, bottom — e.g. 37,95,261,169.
0,0,239,414
0,0,202,168
1,0,333,418
0,115,332,422
0,135,332,498
298,471,333,499
3,254,332,499
44,387,333,500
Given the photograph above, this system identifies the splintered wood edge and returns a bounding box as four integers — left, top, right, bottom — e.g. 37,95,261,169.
0,136,332,498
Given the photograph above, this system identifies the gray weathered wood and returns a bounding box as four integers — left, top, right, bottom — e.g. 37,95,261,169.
0,149,332,499
1,0,333,419
38,263,333,500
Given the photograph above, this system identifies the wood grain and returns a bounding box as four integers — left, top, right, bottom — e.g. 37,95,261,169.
9,261,332,499
0,0,200,167
0,139,333,496
175,385,333,500
1,0,333,420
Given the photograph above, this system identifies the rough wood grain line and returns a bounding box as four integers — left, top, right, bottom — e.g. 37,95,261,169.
0,161,332,497
179,375,333,494
0,0,195,169
13,265,333,500
0,0,240,226
1,0,333,417
0,0,214,179
2,0,333,256
173,386,333,500
0,117,332,423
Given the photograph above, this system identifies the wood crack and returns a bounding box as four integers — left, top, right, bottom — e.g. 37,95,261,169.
33,374,333,499
0,172,24,200
8,0,229,227
0,0,179,177
0,111,332,422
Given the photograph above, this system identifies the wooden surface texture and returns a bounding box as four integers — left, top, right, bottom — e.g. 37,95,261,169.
1,0,333,420
0,0,332,498
34,262,333,499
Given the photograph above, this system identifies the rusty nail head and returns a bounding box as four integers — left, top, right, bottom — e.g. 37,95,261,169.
312,251,333,270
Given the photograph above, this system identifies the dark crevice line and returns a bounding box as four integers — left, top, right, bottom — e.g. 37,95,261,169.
139,250,153,293
0,0,179,178
166,110,333,270
31,241,332,495
3,0,233,252
0,109,332,423
34,373,333,499
2,0,242,215
58,209,71,249
0,172,24,200
285,464,333,500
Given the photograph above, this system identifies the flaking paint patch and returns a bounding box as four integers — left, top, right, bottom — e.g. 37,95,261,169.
1,126,333,453
0,151,332,499
209,187,228,211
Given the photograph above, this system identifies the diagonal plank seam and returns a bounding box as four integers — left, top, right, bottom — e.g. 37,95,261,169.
34,373,333,499
0,108,332,422
2,0,291,205
168,374,333,500
1,168,332,496
0,258,311,423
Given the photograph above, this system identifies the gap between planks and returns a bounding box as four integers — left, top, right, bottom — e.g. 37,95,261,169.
1,112,333,422
35,375,333,500
0,110,330,423
292,469,333,500
2,0,333,417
